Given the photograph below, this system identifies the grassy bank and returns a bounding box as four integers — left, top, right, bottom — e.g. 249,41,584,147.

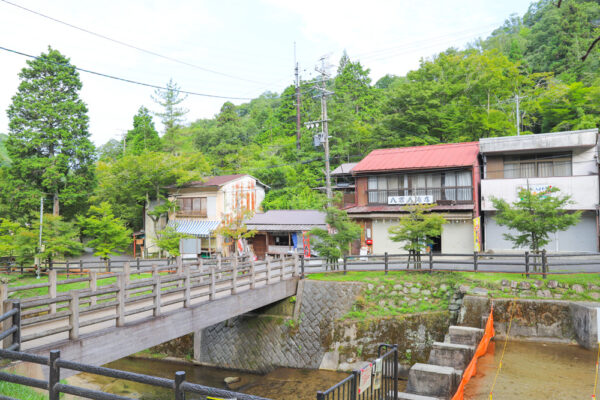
308,270,600,320
0,380,48,399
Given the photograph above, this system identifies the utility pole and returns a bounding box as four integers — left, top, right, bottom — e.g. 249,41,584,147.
305,56,334,205
515,93,520,136
294,43,301,150
36,196,43,279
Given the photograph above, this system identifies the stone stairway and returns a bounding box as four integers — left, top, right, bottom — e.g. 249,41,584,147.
396,326,484,400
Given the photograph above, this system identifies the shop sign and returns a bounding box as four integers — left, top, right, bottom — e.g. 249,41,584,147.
358,363,372,394
473,216,481,252
388,195,433,205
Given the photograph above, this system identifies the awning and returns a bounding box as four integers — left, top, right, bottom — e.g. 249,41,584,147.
167,219,220,237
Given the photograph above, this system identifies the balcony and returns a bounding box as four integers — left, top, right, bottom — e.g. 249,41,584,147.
481,175,599,211
175,210,208,218
366,187,473,205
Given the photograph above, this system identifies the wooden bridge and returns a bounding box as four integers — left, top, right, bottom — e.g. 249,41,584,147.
1,255,300,378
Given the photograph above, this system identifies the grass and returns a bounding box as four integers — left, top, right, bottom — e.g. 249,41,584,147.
0,380,49,399
1,271,163,300
308,270,600,320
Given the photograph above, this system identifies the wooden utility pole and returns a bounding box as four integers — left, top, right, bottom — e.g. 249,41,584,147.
295,44,301,150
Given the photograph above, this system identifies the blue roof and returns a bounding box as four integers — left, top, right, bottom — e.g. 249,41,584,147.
167,219,220,237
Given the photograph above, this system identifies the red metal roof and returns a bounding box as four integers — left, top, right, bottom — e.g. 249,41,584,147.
352,142,479,173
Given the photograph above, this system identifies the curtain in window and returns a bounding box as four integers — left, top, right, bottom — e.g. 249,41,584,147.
456,171,472,201
537,161,553,177
443,172,456,200
553,160,571,176
520,162,536,178
387,176,398,196
368,176,378,203
427,173,442,200
504,162,518,178
378,176,388,203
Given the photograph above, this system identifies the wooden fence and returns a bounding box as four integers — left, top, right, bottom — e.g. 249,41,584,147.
1,254,299,349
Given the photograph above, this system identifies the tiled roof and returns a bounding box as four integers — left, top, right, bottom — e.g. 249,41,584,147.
245,210,326,232
352,142,479,173
331,162,358,176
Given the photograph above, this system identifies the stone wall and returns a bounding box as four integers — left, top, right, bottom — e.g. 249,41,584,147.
198,280,364,373
458,295,599,349
197,280,452,373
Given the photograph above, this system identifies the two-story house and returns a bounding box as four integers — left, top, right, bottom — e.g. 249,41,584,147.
480,129,600,252
145,174,267,257
345,142,481,255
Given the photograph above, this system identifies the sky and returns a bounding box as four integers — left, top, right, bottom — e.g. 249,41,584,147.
0,0,532,146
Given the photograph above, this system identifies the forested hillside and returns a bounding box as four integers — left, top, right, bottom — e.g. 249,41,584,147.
3,0,600,232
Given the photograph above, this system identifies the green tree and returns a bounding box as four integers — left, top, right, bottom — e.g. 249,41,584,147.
94,152,210,230
388,203,446,268
78,202,132,260
4,47,95,220
0,218,20,258
215,207,257,256
152,78,188,134
125,106,161,155
155,225,191,257
13,214,83,267
491,187,581,263
310,208,360,269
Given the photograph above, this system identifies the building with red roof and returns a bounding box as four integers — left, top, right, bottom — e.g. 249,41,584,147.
345,141,481,255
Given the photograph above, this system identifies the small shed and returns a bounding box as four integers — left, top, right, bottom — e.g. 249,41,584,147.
245,210,327,259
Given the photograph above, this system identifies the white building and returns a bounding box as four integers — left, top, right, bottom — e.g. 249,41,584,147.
480,129,599,252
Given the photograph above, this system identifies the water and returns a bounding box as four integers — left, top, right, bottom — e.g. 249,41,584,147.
464,341,597,399
66,357,349,399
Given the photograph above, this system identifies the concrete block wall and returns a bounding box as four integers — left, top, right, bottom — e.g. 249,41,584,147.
198,280,364,373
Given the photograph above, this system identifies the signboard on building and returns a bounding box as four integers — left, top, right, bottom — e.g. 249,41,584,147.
302,232,311,258
388,195,434,205
358,363,373,395
473,216,481,252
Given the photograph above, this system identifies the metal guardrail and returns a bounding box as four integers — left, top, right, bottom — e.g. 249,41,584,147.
316,344,398,400
0,348,272,400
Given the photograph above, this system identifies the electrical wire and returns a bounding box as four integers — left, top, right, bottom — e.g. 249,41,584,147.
0,45,254,100
0,0,271,85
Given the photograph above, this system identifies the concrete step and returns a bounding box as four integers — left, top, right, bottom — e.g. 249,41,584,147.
396,391,444,400
448,325,483,346
406,363,457,400
428,341,475,370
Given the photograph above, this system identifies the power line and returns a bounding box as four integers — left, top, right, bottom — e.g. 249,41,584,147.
0,0,271,86
0,45,254,100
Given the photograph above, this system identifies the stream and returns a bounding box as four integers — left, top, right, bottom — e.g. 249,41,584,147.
66,357,349,399
464,341,596,399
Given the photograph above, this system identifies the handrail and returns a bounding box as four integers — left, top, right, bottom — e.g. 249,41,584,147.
0,348,273,400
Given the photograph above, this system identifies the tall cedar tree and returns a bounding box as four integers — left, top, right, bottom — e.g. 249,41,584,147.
491,187,581,258
4,47,95,220
152,78,188,134
125,106,161,155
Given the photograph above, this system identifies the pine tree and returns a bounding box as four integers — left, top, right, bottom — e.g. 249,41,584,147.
151,78,188,134
4,47,95,220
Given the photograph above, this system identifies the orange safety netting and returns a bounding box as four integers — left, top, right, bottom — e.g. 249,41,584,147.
451,307,495,400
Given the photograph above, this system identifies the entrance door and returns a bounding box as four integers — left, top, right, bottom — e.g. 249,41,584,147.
429,236,442,253
252,234,267,259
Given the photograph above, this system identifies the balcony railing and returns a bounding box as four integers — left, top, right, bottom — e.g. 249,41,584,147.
176,210,208,218
367,186,473,205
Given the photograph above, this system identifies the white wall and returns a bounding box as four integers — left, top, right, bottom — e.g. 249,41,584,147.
484,211,597,252
481,175,599,211
372,219,404,254
441,222,473,253
222,176,266,216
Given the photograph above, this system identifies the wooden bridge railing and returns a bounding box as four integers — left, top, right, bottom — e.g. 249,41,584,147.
1,254,299,349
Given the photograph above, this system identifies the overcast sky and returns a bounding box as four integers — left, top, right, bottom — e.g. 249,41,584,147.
0,0,532,146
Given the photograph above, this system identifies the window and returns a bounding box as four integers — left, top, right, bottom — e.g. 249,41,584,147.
366,170,472,204
503,153,572,178
177,197,207,216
